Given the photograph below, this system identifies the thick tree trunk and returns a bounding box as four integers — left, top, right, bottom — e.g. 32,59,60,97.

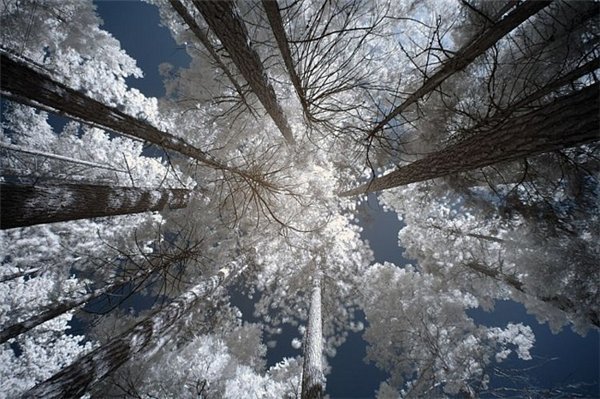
22,267,233,399
301,274,324,399
367,1,551,138
262,0,310,119
0,182,190,229
168,0,252,111
340,82,599,196
0,53,270,186
193,0,295,144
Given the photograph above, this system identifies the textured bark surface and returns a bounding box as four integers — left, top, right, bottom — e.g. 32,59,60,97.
169,0,251,109
194,0,295,144
341,82,600,196
367,1,551,138
0,53,256,178
464,262,599,328
0,290,97,345
22,270,229,398
262,0,310,118
0,182,190,229
301,274,324,399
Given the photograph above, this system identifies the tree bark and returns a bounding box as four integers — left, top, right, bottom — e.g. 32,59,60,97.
463,262,599,328
0,182,190,229
22,267,233,399
367,1,551,138
340,82,599,196
168,0,253,111
0,52,270,186
301,273,324,399
193,0,295,144
262,0,310,120
0,283,113,345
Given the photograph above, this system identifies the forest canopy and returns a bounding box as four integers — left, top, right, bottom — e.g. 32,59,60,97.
0,0,598,398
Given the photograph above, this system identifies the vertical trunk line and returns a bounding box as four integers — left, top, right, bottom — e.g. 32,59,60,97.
301,272,324,399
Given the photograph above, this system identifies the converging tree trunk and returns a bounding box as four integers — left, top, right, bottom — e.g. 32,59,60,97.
193,0,295,144
340,82,599,196
0,53,272,187
22,267,234,399
0,279,124,345
0,182,190,229
301,273,325,399
262,0,310,120
168,0,253,112
367,1,551,138
463,262,599,328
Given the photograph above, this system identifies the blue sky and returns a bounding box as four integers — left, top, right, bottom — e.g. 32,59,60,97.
94,1,599,397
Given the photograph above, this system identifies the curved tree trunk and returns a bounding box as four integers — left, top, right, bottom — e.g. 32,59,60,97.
22,267,234,399
301,273,325,399
0,182,190,229
193,0,295,144
340,82,599,196
367,1,551,138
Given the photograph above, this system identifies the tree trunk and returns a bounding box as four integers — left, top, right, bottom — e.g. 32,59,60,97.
367,1,551,138
0,282,113,345
168,0,253,112
0,182,190,229
22,267,233,399
340,82,599,196
0,53,270,186
301,273,324,399
463,261,599,328
262,0,310,119
193,0,295,144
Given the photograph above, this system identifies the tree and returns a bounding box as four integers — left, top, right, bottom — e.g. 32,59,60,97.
22,265,239,398
0,182,190,229
340,82,599,196
0,53,276,189
193,0,295,144
366,1,551,139
301,272,325,399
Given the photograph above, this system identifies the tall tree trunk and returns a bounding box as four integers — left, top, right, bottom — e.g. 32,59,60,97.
193,0,295,144
0,280,122,345
340,82,599,196
168,0,253,113
0,182,190,229
301,273,324,399
262,0,310,120
367,1,551,138
22,267,234,399
0,53,272,187
463,262,599,328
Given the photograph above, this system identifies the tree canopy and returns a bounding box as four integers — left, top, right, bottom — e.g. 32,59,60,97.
1,0,598,398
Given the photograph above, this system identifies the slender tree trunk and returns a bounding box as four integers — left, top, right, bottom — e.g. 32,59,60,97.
367,1,551,138
0,53,272,187
340,82,599,196
262,0,310,119
193,0,295,144
168,0,253,112
0,182,190,229
22,267,234,399
301,273,324,399
464,262,599,328
0,281,117,345
0,268,40,284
